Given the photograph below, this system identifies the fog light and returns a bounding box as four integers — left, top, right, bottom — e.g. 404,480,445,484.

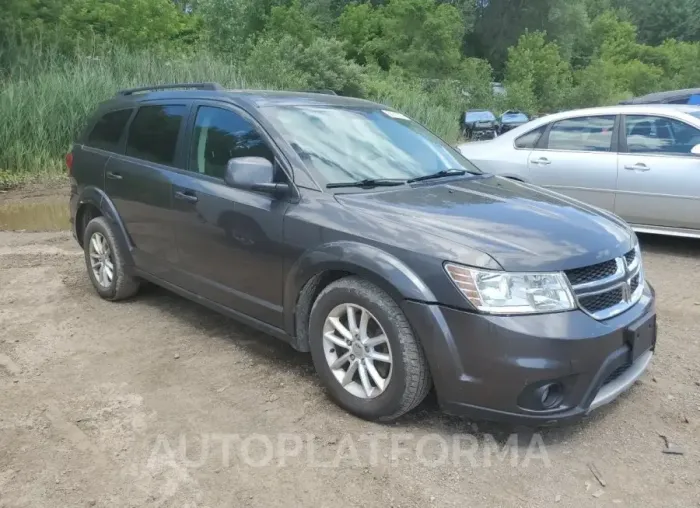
535,383,563,409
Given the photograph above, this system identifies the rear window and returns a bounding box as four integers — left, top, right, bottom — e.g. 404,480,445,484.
514,126,546,149
87,109,133,152
126,105,187,166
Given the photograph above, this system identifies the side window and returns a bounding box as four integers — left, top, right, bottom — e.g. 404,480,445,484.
514,126,546,149
126,105,187,166
87,109,133,153
625,115,700,155
547,116,615,152
189,106,274,179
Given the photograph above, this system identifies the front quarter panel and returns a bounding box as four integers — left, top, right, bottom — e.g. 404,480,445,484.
281,193,487,335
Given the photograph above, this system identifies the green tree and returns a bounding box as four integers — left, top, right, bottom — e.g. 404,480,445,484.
614,0,700,45
59,0,201,51
504,31,573,112
337,2,386,65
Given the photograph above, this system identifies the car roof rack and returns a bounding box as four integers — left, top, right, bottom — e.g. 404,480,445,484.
117,82,224,96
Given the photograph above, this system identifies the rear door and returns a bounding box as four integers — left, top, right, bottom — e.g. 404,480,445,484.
105,102,189,278
74,108,135,190
615,114,700,229
526,115,619,211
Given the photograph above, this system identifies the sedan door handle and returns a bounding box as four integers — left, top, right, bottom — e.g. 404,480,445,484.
531,157,551,165
106,171,123,180
174,190,199,203
624,163,650,171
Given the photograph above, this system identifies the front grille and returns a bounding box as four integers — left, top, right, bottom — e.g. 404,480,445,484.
567,250,643,320
603,362,632,385
579,288,623,314
630,274,640,293
565,259,618,286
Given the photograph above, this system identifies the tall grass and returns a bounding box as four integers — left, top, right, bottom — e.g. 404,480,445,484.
0,44,461,188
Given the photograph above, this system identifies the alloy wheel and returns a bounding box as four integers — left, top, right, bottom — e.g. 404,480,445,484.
322,303,393,399
88,232,114,288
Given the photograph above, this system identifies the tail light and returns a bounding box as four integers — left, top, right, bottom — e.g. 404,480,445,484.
65,152,74,176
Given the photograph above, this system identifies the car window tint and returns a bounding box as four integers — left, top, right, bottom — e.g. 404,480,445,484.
546,116,615,152
625,115,700,155
189,106,274,179
87,109,133,152
515,126,546,149
126,105,186,166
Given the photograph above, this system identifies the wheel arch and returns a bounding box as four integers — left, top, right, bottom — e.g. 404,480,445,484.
75,186,134,266
284,242,435,352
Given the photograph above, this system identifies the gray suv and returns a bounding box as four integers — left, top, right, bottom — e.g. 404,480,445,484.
68,83,657,424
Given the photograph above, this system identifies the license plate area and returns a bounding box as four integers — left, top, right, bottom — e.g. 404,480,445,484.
625,313,656,361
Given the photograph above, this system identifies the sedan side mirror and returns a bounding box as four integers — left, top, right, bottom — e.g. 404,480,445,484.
224,156,289,197
691,144,700,156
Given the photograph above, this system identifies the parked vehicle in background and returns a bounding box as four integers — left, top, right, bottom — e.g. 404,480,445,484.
460,110,498,140
69,84,656,425
620,88,700,105
458,104,700,239
498,110,530,134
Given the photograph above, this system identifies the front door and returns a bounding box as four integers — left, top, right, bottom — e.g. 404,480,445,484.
172,103,289,328
105,103,189,278
615,114,700,229
527,114,618,211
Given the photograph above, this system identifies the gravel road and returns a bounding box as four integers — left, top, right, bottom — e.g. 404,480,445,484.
1,190,699,507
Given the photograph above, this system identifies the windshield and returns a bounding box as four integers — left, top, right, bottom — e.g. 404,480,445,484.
265,105,481,186
465,111,496,122
688,111,700,121
501,112,529,123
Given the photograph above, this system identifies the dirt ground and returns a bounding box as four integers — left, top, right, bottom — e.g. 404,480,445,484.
1,188,699,508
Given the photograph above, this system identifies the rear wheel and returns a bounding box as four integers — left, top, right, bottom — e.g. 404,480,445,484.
309,277,431,421
83,217,140,301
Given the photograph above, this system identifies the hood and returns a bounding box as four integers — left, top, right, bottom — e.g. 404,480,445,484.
335,176,634,272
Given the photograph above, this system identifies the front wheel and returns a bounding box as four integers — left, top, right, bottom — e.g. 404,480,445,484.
309,277,432,421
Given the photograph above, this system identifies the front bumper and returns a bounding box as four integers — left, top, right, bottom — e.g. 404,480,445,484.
403,283,656,425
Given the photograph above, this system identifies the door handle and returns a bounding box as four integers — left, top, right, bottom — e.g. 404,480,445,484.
624,163,650,171
106,171,123,180
174,190,199,203
531,157,551,165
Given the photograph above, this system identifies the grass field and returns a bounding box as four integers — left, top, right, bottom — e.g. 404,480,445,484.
0,45,461,189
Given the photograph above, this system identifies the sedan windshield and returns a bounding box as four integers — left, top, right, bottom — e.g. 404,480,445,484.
265,105,481,186
465,111,496,122
501,112,529,123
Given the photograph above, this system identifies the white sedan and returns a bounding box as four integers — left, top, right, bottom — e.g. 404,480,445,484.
457,104,700,239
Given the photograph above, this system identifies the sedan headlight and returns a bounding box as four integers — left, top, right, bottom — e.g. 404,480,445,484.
445,263,575,314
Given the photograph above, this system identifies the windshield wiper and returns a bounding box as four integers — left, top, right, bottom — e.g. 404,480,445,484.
407,168,478,183
326,178,407,189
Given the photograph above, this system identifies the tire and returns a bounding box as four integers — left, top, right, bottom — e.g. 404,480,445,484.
309,276,432,422
83,217,140,301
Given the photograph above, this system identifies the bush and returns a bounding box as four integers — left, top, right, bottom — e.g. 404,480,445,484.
243,35,365,96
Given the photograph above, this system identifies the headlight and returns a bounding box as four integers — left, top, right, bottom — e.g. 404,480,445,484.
445,263,575,314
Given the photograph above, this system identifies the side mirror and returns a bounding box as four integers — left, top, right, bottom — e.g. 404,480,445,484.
691,144,700,156
224,156,289,196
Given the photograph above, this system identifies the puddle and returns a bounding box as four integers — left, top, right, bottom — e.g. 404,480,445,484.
0,198,70,231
